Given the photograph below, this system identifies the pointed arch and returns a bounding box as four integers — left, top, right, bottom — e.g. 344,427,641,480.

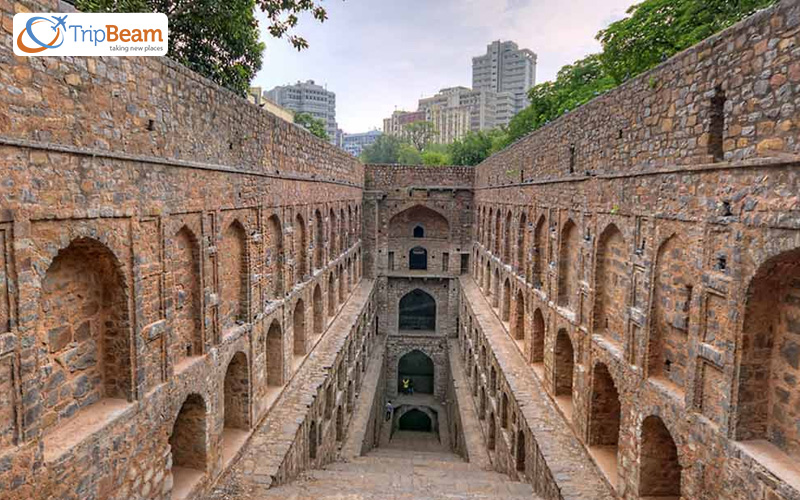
266,320,283,386
558,219,579,309
502,278,512,322
531,308,545,364
338,263,346,304
389,204,450,239
173,226,202,364
294,213,307,283
554,329,575,397
735,246,800,456
648,234,692,390
38,237,132,433
492,268,501,308
504,210,513,262
223,352,250,430
513,289,525,341
313,284,324,337
397,349,434,394
516,429,526,472
517,211,527,275
267,214,284,299
533,215,547,289
314,208,325,270
329,207,338,257
594,223,628,345
221,220,248,330
399,289,436,331
639,416,681,497
328,271,337,317
293,299,306,356
309,419,318,460
494,210,502,255
588,363,621,449
170,393,207,476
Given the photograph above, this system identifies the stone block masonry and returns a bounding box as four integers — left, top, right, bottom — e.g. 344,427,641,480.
0,1,365,499
2,0,800,499
467,2,800,499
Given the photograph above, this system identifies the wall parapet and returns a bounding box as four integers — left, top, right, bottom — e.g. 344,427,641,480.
476,0,800,187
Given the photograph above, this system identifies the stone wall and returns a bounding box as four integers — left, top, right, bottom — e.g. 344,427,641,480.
0,1,366,499
385,334,450,401
476,0,800,186
365,164,474,190
365,165,475,278
467,2,800,499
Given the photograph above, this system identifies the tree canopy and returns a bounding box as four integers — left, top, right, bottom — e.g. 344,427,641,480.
403,121,438,151
488,0,778,156
77,0,334,95
597,0,777,84
450,130,507,166
294,113,329,140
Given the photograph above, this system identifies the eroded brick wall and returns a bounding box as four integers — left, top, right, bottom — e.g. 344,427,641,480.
462,2,800,500
0,1,366,498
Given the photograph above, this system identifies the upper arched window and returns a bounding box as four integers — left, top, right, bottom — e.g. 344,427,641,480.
413,225,425,238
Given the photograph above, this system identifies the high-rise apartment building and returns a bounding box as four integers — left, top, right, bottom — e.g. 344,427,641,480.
342,130,382,157
381,40,537,144
383,110,427,140
418,87,499,144
265,80,339,144
472,41,537,125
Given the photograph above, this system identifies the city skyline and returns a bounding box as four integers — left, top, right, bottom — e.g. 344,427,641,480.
252,0,635,133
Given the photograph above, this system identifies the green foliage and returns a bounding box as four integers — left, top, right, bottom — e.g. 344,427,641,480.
294,113,328,140
449,130,505,166
77,0,334,96
499,55,616,148
487,0,777,154
597,0,777,84
421,149,450,166
360,135,405,164
361,136,452,166
397,144,423,165
403,121,438,151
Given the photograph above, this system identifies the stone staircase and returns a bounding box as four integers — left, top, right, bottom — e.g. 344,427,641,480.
255,433,536,500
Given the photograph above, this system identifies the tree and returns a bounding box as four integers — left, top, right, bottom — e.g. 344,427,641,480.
494,55,616,149
421,149,450,166
449,130,504,166
489,0,777,154
397,144,423,165
597,0,777,84
360,135,405,164
295,113,329,140
403,121,437,151
77,0,335,95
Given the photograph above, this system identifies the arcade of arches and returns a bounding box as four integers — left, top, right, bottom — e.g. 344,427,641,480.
3,3,800,500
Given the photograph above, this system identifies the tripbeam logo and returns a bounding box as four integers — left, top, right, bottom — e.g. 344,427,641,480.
14,13,168,56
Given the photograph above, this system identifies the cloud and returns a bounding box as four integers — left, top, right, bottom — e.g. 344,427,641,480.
252,0,635,132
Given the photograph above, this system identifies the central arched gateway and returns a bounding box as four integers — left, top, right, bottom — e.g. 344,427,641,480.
398,349,434,394
399,409,432,432
398,289,436,331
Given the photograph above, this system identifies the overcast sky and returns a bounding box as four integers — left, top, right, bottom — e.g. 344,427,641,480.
252,0,636,133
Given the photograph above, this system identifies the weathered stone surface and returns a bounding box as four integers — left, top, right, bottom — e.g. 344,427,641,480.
2,0,800,499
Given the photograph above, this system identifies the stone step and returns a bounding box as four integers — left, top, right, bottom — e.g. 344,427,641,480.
322,460,503,480
365,447,467,463
257,465,536,500
254,446,538,500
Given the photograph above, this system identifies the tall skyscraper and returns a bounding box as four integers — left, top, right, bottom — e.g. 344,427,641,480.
265,80,339,144
342,130,382,157
472,41,537,125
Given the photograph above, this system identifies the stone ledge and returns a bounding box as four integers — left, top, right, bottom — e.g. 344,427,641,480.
460,276,615,500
